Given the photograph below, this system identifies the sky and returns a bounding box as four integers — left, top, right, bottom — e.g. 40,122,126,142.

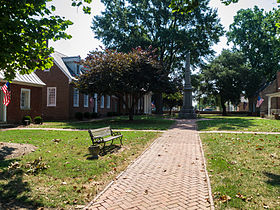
49,0,278,58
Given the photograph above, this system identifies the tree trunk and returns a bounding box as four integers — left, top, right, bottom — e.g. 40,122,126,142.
154,93,163,114
248,97,254,114
221,97,227,116
169,108,172,115
129,108,134,121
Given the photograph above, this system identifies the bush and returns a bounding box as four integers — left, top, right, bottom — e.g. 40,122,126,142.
75,112,83,120
22,116,32,125
107,112,118,117
84,112,91,119
91,112,99,118
33,116,43,124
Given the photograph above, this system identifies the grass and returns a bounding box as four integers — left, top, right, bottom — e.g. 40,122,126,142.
0,130,160,208
201,133,280,209
28,115,175,130
197,114,280,132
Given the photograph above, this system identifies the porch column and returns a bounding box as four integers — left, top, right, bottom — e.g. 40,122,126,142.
268,96,271,116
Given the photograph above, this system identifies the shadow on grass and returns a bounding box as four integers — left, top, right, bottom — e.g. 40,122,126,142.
0,159,43,209
263,172,280,190
85,144,122,160
23,115,175,130
197,117,257,131
0,146,16,160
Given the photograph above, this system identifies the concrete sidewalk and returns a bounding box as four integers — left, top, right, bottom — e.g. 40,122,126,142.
85,119,213,210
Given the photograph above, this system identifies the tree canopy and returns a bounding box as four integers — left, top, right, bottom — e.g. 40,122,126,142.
200,50,248,115
169,0,239,13
75,47,169,120
92,0,224,71
227,6,280,102
0,0,92,81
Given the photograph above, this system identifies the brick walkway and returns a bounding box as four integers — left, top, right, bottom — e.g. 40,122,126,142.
85,119,213,210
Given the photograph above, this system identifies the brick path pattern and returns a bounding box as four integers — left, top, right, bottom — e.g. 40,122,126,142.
85,119,212,210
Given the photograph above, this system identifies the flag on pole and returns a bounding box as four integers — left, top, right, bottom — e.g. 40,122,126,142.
256,96,264,108
2,82,11,106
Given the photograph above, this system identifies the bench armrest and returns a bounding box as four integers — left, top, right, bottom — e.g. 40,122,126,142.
92,136,104,145
111,131,122,136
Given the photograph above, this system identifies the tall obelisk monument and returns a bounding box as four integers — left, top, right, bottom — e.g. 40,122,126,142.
179,52,196,119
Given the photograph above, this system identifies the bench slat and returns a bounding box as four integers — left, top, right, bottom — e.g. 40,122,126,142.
90,127,111,137
88,127,123,147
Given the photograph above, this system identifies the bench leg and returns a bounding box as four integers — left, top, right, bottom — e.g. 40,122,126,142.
120,136,123,145
111,139,114,145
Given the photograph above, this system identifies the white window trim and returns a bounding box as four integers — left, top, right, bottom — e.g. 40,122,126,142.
47,87,56,107
100,95,104,108
73,88,79,107
20,88,31,110
106,95,110,109
84,94,89,108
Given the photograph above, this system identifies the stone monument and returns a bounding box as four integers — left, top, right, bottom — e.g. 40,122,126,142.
179,52,196,119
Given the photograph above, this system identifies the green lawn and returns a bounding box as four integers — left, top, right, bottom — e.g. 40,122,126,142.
197,115,280,132
201,133,280,209
28,115,175,130
0,130,160,208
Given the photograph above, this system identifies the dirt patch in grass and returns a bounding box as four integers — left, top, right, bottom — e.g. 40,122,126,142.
0,142,37,160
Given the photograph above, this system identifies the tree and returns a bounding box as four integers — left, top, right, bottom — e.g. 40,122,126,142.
227,6,280,111
169,0,239,13
0,0,92,81
200,50,248,115
75,47,169,120
92,0,224,113
163,91,183,115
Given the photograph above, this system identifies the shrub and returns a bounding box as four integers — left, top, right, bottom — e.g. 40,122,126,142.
91,112,99,118
22,116,32,125
33,116,43,124
75,112,83,120
107,112,118,117
84,112,91,119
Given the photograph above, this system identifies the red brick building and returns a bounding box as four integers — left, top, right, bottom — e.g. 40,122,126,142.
35,51,152,120
0,72,45,124
259,72,280,116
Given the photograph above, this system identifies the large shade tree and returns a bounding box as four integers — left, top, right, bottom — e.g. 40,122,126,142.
92,0,224,113
0,0,92,81
75,47,170,120
200,50,248,115
227,6,280,111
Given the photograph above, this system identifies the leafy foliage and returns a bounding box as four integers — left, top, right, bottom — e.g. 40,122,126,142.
92,0,223,72
169,0,239,13
200,50,248,115
92,0,223,113
75,47,168,120
163,91,183,115
0,0,93,81
227,7,280,102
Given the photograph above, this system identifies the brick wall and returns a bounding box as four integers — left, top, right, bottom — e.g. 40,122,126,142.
0,82,43,123
68,84,94,118
260,80,278,114
36,66,71,120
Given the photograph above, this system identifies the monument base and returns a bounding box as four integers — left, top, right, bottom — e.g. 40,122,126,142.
179,108,197,119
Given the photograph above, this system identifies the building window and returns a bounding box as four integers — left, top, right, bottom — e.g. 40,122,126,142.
100,95,104,108
84,94,89,107
106,95,110,109
73,88,79,107
47,87,56,107
20,88,31,110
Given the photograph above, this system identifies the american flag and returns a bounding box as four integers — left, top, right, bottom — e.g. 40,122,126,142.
2,82,11,106
256,96,264,108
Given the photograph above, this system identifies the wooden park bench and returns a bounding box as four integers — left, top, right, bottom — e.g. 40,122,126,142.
88,126,123,148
